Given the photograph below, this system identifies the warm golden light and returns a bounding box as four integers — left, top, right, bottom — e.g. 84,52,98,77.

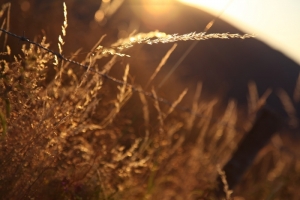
132,0,177,29
141,0,173,15
179,0,300,65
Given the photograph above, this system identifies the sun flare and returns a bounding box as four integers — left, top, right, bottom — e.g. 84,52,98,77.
132,0,176,29
179,0,300,65
141,0,173,15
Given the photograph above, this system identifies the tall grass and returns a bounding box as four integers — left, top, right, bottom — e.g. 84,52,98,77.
0,2,300,200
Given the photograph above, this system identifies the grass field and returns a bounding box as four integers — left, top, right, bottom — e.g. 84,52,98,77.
1,2,300,199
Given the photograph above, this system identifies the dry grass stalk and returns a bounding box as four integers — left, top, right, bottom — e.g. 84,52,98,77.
138,86,150,153
165,88,188,118
110,32,255,51
151,88,164,128
256,89,272,111
293,73,300,103
247,81,259,115
0,2,10,46
58,2,68,55
100,55,117,74
196,100,218,149
217,165,233,200
208,100,236,154
100,64,132,127
138,87,150,131
145,43,177,88
186,82,202,131
84,34,107,64
247,81,272,115
277,89,298,128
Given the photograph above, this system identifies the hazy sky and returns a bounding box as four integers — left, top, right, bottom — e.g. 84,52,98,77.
178,0,300,65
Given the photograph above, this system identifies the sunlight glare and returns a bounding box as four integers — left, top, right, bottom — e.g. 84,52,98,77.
133,0,176,29
141,0,173,16
178,0,300,65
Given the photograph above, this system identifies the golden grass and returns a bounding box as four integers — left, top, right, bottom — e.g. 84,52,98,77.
0,2,300,200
